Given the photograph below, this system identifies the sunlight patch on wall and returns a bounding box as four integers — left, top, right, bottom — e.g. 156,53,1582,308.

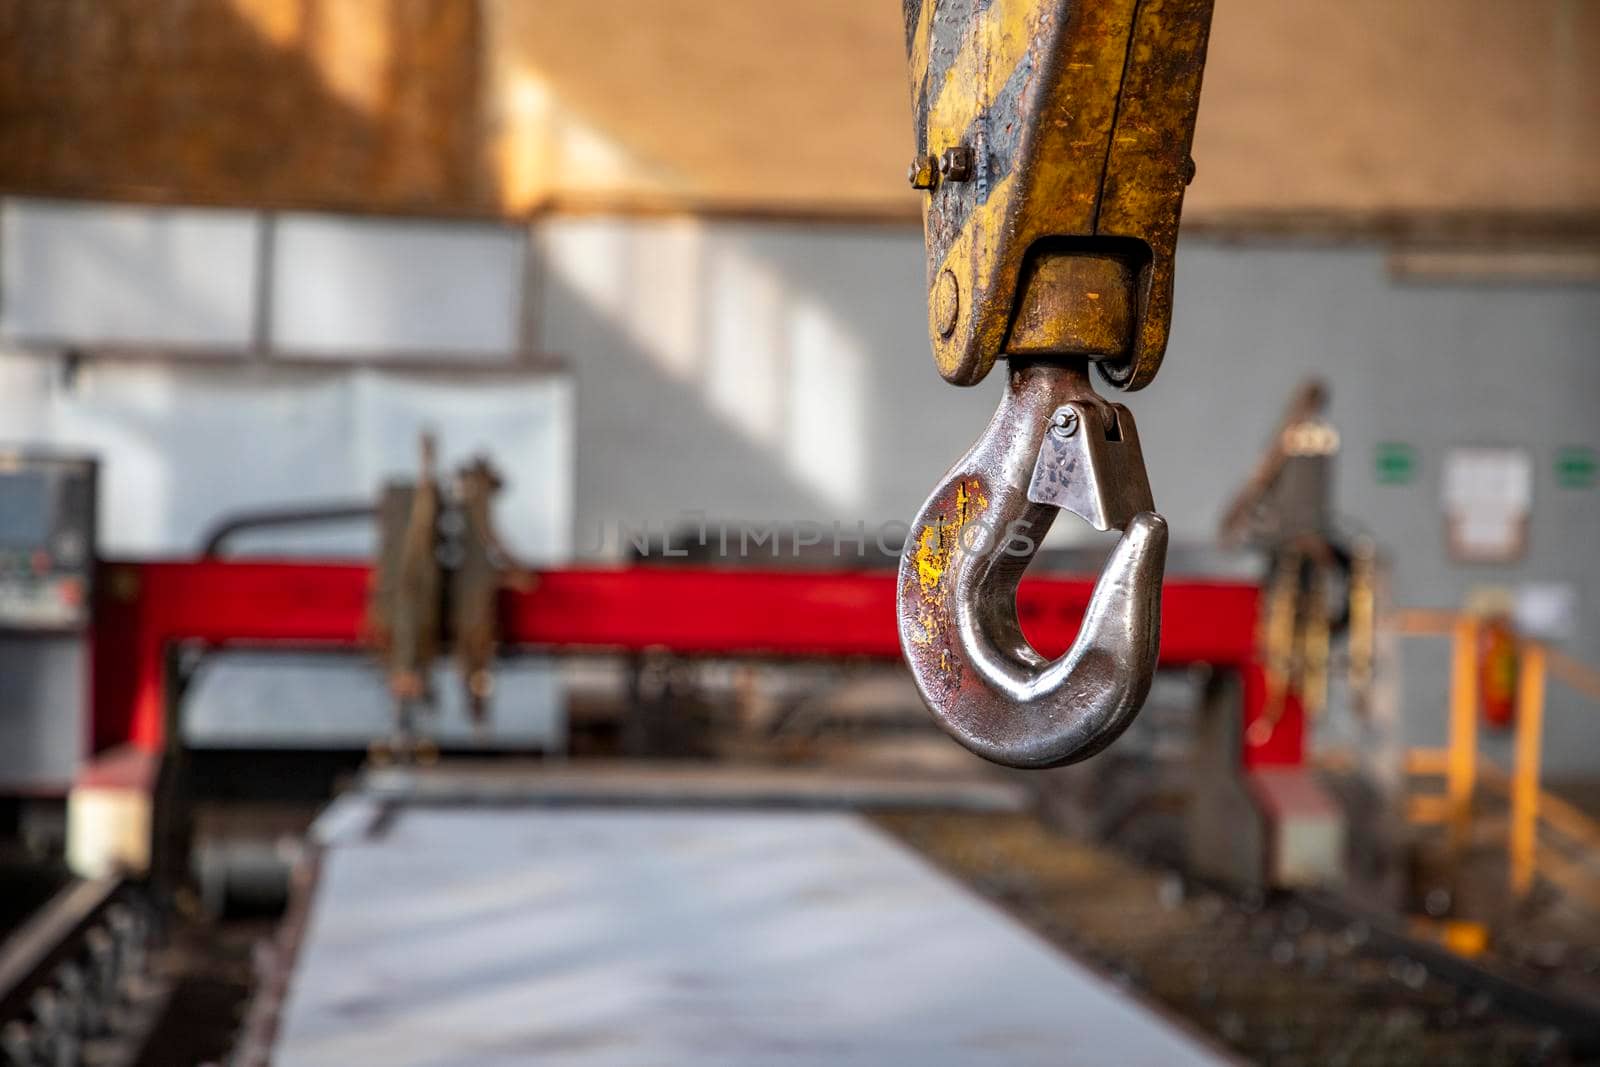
307,0,393,113
491,67,660,214
544,218,871,512
544,217,706,384
498,74,559,214
707,247,785,448
785,296,865,512
545,218,631,325
227,0,393,114
226,0,305,47
623,221,706,383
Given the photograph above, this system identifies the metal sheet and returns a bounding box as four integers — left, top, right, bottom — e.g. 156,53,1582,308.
353,762,1029,813
180,653,565,751
275,808,1225,1065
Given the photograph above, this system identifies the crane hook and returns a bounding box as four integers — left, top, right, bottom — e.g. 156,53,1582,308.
897,359,1168,769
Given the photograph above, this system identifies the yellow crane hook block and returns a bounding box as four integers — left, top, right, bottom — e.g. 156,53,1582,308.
903,0,1214,390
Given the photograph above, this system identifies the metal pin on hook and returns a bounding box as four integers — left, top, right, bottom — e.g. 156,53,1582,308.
897,360,1168,769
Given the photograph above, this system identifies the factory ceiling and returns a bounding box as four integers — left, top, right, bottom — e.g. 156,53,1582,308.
1,0,1596,238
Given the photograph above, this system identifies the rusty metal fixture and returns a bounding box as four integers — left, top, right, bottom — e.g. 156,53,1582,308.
1299,564,1332,721
452,454,533,728
907,155,937,190
1251,548,1301,748
1007,252,1137,358
938,144,974,182
368,440,535,740
453,458,502,728
1218,378,1334,549
368,434,443,737
1346,537,1379,714
1049,408,1079,438
897,360,1166,768
902,0,1214,390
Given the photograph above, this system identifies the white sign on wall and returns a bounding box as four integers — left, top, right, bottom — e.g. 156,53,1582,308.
1441,447,1532,563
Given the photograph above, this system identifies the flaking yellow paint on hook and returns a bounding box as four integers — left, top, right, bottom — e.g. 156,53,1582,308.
908,478,990,655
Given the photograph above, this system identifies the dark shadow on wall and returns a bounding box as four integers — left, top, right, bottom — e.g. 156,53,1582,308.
542,245,836,551
535,219,996,556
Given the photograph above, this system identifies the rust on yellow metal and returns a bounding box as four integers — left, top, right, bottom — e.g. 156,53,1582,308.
906,476,989,652
1006,253,1135,356
902,0,1214,389
913,524,949,596
1094,0,1215,387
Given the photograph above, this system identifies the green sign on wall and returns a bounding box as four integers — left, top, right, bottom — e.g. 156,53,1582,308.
1556,446,1597,489
1375,442,1417,486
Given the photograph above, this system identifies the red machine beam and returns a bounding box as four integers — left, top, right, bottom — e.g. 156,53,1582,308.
512,567,1259,663
92,560,1261,753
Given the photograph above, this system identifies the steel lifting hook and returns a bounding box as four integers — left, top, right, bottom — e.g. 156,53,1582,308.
896,359,1168,769
895,0,1211,767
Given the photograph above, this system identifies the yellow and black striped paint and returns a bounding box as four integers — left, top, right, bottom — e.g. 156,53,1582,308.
903,0,1214,391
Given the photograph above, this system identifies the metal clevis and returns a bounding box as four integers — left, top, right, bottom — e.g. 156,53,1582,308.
898,0,1214,767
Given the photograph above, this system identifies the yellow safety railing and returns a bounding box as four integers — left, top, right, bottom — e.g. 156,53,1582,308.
1391,610,1600,903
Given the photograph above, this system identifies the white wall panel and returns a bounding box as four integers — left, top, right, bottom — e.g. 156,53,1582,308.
0,199,257,347
271,215,524,356
1,355,572,562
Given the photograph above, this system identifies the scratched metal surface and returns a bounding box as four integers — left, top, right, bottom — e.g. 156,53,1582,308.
273,808,1226,1066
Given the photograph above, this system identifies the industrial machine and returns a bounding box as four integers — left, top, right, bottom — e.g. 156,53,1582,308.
1187,381,1390,891
365,435,533,756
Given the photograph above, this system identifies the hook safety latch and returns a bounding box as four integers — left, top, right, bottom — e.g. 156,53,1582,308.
896,360,1168,769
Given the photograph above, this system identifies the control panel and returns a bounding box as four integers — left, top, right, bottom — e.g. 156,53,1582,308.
0,452,97,631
